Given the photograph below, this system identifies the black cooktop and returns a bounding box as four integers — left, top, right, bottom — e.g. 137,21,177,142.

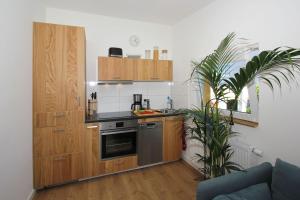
85,110,182,123
96,111,134,119
85,111,136,123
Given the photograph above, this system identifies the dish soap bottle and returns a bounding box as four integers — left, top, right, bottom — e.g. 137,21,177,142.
166,96,171,109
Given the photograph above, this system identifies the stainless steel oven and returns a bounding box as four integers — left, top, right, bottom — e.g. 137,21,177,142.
100,119,138,159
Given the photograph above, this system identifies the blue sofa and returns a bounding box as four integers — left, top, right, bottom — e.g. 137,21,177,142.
196,159,300,200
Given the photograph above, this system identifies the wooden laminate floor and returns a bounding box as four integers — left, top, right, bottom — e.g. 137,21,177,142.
33,161,202,200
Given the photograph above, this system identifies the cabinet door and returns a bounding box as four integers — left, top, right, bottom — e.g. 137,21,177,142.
137,59,158,81
62,26,86,111
33,124,84,157
34,110,84,128
122,58,135,80
105,156,137,173
33,23,85,112
163,116,183,162
33,23,65,112
83,124,106,178
135,59,148,80
157,60,173,81
135,59,173,81
51,154,72,185
34,153,84,188
98,57,123,80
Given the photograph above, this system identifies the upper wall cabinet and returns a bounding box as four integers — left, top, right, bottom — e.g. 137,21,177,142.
98,57,134,80
98,57,173,81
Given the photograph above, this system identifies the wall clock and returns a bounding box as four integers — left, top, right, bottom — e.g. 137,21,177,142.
129,35,140,47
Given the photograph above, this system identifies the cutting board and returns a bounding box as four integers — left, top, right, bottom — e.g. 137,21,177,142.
134,110,162,116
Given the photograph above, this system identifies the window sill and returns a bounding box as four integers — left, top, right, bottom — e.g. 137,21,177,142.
233,117,258,128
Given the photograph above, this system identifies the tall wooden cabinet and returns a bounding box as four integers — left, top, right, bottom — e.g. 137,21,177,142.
33,22,86,188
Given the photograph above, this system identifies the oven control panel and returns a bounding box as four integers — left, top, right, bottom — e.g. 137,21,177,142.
100,119,138,131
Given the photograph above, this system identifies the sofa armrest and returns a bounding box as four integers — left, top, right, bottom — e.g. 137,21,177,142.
196,162,273,200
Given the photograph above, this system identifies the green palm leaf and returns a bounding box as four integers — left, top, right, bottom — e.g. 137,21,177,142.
191,32,246,100
185,32,300,178
225,47,300,96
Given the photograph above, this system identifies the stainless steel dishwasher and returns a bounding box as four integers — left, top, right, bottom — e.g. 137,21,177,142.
138,121,163,166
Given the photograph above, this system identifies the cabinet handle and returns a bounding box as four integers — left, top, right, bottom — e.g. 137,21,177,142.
77,96,81,106
151,77,160,80
113,77,121,79
53,128,65,133
53,156,67,161
86,125,98,129
54,112,65,118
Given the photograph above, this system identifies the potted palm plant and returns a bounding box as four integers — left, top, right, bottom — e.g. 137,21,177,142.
185,32,300,179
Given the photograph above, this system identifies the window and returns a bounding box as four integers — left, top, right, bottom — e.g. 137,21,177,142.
209,43,259,126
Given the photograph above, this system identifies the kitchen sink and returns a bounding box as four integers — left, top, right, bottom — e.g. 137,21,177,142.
159,109,176,114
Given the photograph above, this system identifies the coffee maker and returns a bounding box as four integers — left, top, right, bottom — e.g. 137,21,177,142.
131,94,143,111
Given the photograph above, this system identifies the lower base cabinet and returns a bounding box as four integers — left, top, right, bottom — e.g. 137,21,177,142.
34,116,183,188
104,156,138,174
163,116,183,162
34,153,84,188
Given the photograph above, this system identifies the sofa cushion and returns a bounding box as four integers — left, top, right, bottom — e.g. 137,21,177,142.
196,162,273,200
272,159,300,200
213,183,272,200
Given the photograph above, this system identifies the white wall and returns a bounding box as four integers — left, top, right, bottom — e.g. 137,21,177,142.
0,0,42,199
45,8,174,112
173,0,300,167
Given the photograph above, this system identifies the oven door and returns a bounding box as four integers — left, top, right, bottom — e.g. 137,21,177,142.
101,129,137,159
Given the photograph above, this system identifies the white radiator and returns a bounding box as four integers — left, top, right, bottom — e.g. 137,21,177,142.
230,139,262,169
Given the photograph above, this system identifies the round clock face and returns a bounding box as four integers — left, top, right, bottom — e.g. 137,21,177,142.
129,35,140,47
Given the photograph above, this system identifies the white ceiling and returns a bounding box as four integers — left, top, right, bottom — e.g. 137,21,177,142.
43,0,214,25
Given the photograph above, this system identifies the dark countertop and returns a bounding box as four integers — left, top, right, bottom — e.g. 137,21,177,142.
85,110,184,123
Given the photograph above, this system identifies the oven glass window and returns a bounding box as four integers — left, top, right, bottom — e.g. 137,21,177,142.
102,131,136,159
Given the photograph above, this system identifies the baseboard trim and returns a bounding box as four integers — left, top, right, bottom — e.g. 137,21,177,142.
26,189,35,200
181,157,205,180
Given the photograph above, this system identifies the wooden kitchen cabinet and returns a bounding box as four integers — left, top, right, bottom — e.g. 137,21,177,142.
34,110,85,128
34,153,84,188
135,60,173,81
98,57,134,80
33,23,85,113
83,124,106,177
33,22,86,188
135,59,153,80
144,60,173,81
157,60,173,81
33,124,84,157
123,58,136,80
105,156,138,174
163,116,183,162
98,57,173,81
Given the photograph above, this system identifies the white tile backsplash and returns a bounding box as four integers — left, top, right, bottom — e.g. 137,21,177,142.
98,103,119,113
145,82,172,96
99,96,119,104
171,81,189,109
99,85,120,96
88,82,173,113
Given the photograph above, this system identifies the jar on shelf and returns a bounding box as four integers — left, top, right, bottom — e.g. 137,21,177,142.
145,50,151,59
161,49,168,60
153,46,159,60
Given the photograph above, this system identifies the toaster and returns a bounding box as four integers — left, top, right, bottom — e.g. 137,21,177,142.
109,47,123,57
